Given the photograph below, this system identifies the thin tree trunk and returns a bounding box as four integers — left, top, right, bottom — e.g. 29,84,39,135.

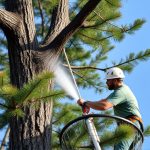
0,127,10,150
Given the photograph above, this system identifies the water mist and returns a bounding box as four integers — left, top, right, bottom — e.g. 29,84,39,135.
54,62,80,101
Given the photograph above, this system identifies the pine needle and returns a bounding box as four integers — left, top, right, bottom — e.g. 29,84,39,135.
100,124,135,147
143,126,150,137
13,71,54,104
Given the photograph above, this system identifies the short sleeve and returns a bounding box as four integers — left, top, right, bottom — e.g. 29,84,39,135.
107,90,125,106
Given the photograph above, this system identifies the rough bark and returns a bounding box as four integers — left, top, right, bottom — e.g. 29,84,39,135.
1,1,54,150
42,0,70,45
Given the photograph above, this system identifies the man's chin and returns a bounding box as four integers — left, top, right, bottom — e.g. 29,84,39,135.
108,87,114,90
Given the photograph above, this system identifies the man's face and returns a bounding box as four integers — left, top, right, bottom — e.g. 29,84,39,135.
106,79,117,90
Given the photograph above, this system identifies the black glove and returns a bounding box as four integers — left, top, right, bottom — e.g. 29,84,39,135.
82,101,90,114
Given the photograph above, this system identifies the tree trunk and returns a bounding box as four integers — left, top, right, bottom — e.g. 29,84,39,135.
9,101,53,150
1,1,56,150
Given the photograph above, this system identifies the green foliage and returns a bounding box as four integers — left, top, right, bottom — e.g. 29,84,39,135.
53,101,81,126
75,69,104,93
0,71,65,130
7,109,24,118
52,101,82,148
104,0,121,7
109,49,150,73
127,19,146,34
61,0,149,94
0,111,9,129
143,126,150,137
33,0,59,37
100,124,135,148
0,49,8,69
0,71,9,86
65,44,91,64
13,72,54,104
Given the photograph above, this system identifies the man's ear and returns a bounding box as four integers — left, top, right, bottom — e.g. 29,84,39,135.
114,79,118,83
114,79,120,85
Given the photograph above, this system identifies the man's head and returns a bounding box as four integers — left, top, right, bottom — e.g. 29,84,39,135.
105,67,125,90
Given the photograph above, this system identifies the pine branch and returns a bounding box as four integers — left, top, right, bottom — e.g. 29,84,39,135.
13,72,54,104
52,103,81,126
82,10,121,29
64,64,105,71
108,49,150,70
100,124,135,147
48,0,102,49
79,31,101,42
0,103,9,109
0,85,18,108
7,108,24,118
104,0,121,7
127,19,146,34
69,0,83,18
72,70,103,92
0,126,10,150
143,126,150,137
0,71,66,118
37,0,45,36
52,111,67,124
0,112,9,129
82,19,145,42
52,129,60,135
64,49,150,73
23,91,65,108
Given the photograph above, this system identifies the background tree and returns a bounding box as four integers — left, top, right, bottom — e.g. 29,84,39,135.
0,0,150,149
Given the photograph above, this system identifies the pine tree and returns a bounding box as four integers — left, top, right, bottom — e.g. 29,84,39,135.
0,0,150,149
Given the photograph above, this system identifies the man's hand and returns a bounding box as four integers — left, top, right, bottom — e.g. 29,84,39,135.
77,98,84,106
77,99,90,114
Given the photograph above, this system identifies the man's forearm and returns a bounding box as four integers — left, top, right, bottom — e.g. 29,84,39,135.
85,101,106,110
85,99,113,110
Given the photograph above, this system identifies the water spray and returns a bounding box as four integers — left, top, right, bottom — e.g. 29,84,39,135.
63,48,81,101
61,48,101,150
54,64,79,100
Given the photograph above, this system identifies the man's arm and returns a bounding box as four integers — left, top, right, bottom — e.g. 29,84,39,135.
77,99,113,111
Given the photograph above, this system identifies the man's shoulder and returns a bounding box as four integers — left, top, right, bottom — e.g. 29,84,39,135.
114,84,130,96
119,84,130,91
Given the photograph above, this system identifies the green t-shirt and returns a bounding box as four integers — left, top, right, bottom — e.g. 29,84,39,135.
107,84,142,118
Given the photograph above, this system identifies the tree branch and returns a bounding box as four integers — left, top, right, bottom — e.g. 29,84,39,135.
64,49,150,72
0,126,10,150
37,0,45,36
0,9,21,30
93,10,122,30
42,0,70,45
79,31,101,42
63,64,106,71
46,0,102,50
0,103,9,109
72,70,103,92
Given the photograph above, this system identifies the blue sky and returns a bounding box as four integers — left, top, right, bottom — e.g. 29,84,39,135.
81,0,150,149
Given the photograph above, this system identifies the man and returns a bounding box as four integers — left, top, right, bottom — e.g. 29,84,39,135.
77,67,143,150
